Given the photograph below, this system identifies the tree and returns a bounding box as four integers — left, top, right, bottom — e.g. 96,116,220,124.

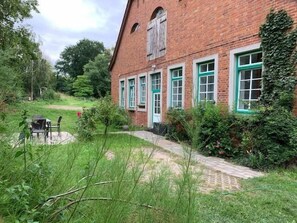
84,50,112,98
55,39,105,78
72,75,93,98
22,53,56,99
0,0,38,50
0,50,23,102
0,0,44,102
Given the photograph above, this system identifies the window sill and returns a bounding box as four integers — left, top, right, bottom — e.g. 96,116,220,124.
128,108,136,112
138,104,146,108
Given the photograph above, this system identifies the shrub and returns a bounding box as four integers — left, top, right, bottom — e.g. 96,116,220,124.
77,96,130,139
192,103,236,157
77,107,97,140
41,89,61,101
166,103,237,158
241,108,297,169
166,108,191,142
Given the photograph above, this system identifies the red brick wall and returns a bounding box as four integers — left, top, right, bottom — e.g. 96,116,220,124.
111,0,297,126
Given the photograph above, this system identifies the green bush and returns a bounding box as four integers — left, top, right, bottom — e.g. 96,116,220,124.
166,108,191,142
192,103,236,157
241,108,297,169
77,96,130,139
77,107,97,140
41,89,61,101
166,103,237,158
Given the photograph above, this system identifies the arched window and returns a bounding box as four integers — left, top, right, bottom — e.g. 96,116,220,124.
131,23,140,33
147,7,167,60
150,7,165,20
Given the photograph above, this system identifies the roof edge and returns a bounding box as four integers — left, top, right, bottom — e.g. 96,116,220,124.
109,0,132,71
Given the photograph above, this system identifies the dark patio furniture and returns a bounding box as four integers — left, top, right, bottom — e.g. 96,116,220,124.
49,116,62,137
30,118,48,142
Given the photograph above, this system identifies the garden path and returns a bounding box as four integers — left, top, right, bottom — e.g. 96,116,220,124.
130,131,264,180
45,105,83,111
124,130,266,192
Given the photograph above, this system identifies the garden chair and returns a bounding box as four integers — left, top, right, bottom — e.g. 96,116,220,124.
30,118,48,142
49,116,62,137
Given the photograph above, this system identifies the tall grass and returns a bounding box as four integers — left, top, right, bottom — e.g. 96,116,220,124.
1,99,296,222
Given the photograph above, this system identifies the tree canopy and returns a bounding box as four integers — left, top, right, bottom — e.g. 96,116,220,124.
84,50,112,98
55,39,105,78
0,0,55,103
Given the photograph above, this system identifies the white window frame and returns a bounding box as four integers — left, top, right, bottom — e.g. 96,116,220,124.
119,78,125,108
167,63,185,109
127,76,136,110
192,54,218,107
229,43,261,112
137,73,147,112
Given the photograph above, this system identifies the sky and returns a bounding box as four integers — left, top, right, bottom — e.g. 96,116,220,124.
25,0,127,64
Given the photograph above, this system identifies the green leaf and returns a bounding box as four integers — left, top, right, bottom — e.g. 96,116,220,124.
15,150,25,158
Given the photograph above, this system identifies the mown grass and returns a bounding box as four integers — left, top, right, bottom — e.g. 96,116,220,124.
3,96,99,135
197,169,297,222
0,97,296,222
55,93,97,107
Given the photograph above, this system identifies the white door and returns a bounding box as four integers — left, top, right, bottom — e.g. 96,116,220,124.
153,92,161,123
152,73,161,123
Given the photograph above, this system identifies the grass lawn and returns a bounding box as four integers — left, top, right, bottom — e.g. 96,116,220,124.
3,96,98,135
0,97,296,222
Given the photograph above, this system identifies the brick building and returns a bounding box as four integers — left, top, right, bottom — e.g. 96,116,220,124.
109,0,297,128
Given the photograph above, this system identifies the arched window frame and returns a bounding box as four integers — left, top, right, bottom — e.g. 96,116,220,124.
131,23,140,33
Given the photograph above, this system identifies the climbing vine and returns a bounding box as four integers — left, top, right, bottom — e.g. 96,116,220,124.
259,10,297,111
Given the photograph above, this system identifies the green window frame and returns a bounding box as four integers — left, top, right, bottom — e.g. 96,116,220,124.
139,76,146,105
120,80,125,108
171,68,183,108
128,79,135,108
236,51,263,113
198,61,215,102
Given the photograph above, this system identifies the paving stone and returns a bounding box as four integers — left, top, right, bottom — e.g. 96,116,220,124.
129,131,264,180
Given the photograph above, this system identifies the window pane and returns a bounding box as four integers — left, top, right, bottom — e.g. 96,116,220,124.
208,75,214,83
241,70,251,80
172,69,182,78
200,76,207,84
240,80,250,90
251,52,262,63
200,64,207,72
200,85,206,92
200,93,206,100
208,62,215,71
251,90,261,99
208,84,214,92
239,55,250,65
253,69,262,79
240,91,250,100
207,93,214,101
252,79,261,89
238,100,249,110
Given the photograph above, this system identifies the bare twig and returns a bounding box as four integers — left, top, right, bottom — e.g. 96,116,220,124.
50,197,163,220
45,180,128,202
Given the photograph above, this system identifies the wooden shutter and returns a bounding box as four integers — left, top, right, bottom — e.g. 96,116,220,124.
158,12,167,55
147,20,156,59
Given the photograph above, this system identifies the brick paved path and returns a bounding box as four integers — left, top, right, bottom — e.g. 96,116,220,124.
130,131,264,180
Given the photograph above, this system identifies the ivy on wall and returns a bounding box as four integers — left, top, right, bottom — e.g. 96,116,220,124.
259,10,297,111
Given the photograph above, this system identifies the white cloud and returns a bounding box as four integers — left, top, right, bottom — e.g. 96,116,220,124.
37,0,109,32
